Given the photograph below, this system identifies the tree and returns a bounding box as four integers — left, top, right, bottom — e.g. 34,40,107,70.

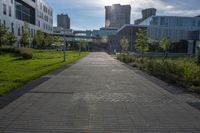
4,32,17,46
196,44,200,65
78,39,86,56
44,34,54,47
35,30,45,48
159,38,171,60
120,37,129,53
53,36,62,46
135,29,149,59
20,22,30,47
0,25,8,54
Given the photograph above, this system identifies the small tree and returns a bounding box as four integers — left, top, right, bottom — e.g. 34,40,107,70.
44,34,54,47
20,22,30,47
135,29,149,59
0,25,9,54
35,30,45,48
120,37,129,54
160,38,171,59
196,44,200,65
78,39,86,56
5,32,17,46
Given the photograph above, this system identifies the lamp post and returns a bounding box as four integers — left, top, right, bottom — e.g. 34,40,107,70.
63,28,67,62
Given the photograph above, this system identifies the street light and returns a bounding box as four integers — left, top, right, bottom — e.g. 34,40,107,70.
63,28,67,62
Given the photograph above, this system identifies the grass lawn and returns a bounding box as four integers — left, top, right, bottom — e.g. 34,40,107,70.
0,50,89,95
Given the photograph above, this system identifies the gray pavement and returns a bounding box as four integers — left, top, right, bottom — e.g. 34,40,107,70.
0,52,200,133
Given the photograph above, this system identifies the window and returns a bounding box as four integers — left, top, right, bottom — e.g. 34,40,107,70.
3,4,6,15
18,26,20,36
22,26,24,33
11,23,14,33
9,6,11,17
11,0,13,4
198,21,200,27
4,20,6,28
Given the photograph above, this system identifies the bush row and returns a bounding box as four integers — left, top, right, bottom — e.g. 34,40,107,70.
2,47,33,59
117,54,200,93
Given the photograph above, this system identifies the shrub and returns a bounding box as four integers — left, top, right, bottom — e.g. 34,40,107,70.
15,48,33,59
196,48,200,65
117,54,200,93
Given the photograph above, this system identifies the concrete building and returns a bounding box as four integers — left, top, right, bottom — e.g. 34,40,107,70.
105,4,131,28
0,0,53,41
57,14,70,29
135,8,156,25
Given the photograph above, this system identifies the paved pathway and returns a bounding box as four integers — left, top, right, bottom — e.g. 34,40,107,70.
0,52,200,133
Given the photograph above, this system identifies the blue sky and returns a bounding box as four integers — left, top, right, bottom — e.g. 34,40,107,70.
46,0,200,30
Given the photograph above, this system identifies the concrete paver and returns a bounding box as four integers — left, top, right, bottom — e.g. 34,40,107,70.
0,52,200,133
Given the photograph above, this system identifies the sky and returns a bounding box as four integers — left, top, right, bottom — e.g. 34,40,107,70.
46,0,200,30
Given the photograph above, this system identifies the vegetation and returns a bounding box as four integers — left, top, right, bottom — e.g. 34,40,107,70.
159,38,171,59
135,29,149,59
20,22,30,47
0,50,89,95
196,45,200,64
35,30,45,48
78,39,90,56
0,25,17,54
120,37,129,53
117,54,200,93
15,48,33,59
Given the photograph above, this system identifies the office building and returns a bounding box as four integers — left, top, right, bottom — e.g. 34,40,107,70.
57,14,70,29
0,0,53,40
105,4,131,28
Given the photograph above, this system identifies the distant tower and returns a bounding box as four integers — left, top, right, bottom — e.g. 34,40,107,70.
105,4,131,28
57,14,70,29
142,8,157,19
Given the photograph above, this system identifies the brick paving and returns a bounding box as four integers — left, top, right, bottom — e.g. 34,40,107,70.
0,52,200,133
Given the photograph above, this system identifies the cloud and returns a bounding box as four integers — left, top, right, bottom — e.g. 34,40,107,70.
46,0,200,30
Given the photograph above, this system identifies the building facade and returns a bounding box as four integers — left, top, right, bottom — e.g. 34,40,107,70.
105,4,131,28
57,14,70,29
0,0,53,40
148,16,200,54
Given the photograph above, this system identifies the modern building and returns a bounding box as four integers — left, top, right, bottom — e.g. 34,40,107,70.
0,0,53,41
105,4,131,28
57,14,70,29
148,16,200,53
53,26,73,36
108,25,147,52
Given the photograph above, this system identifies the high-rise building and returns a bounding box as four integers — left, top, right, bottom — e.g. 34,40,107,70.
105,4,131,28
0,0,53,39
135,8,157,25
57,14,70,29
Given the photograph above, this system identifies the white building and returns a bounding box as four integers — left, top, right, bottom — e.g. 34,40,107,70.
0,0,53,41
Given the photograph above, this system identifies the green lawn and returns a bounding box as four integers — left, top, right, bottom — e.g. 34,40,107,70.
0,50,89,95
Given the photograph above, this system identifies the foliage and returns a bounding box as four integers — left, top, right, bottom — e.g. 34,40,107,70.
20,22,30,47
117,54,200,93
0,50,89,95
5,32,17,46
159,38,171,59
44,34,54,47
35,30,45,47
53,36,62,46
15,48,33,59
120,37,129,53
135,29,149,58
196,46,200,65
